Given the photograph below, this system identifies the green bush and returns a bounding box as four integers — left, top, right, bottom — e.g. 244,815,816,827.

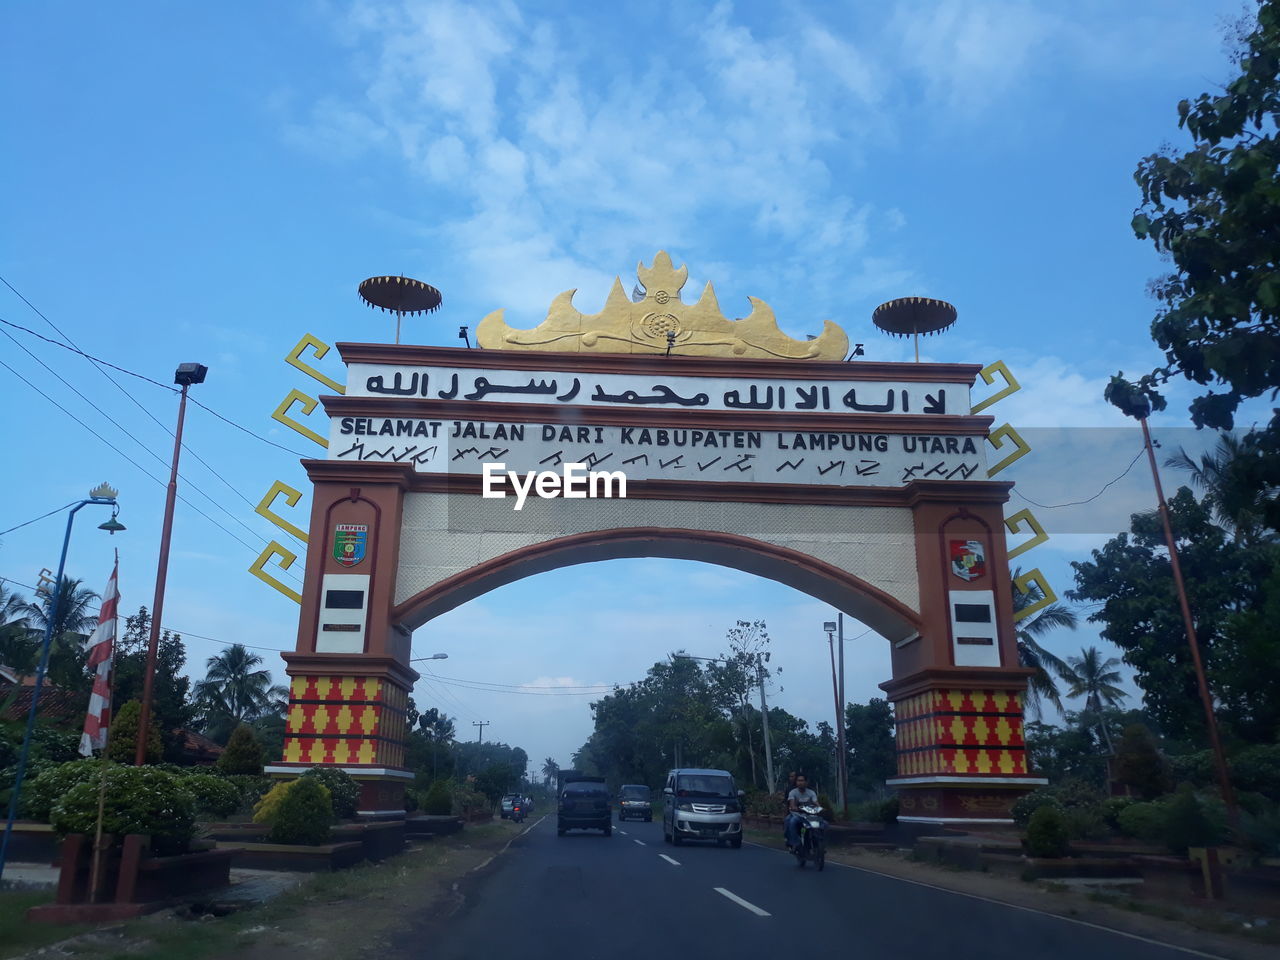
1026,805,1070,858
252,780,294,825
1062,803,1108,841
217,725,265,775
300,767,360,819
1011,789,1061,827
108,701,162,764
1239,802,1280,858
30,726,81,764
1101,796,1136,831
404,789,419,813
217,773,272,811
50,765,196,855
22,758,105,822
266,778,332,845
877,796,899,823
422,780,452,815
1162,785,1223,854
183,772,241,819
1117,800,1169,843
1112,725,1171,799
1232,744,1280,801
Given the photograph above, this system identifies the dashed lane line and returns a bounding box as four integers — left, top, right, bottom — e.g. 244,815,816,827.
659,854,681,866
714,887,771,917
743,840,1228,959
633,839,646,846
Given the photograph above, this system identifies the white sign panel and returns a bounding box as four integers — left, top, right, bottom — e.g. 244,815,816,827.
328,416,989,487
346,363,968,417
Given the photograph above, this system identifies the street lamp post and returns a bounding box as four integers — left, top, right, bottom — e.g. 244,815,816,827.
136,363,206,766
823,620,848,815
0,485,124,882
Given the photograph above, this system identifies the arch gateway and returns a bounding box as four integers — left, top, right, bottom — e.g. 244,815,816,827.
265,253,1046,824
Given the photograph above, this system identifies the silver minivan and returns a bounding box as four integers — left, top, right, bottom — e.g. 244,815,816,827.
661,768,744,848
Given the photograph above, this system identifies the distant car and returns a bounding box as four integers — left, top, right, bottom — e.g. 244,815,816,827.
662,768,743,848
617,784,652,822
558,776,611,836
500,793,523,819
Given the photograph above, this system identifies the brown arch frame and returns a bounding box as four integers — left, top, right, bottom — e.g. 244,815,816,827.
391,526,923,641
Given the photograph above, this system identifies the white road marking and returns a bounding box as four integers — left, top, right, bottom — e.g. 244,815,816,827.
714,887,771,917
743,840,1228,958
618,830,628,835
659,854,681,866
633,839,646,846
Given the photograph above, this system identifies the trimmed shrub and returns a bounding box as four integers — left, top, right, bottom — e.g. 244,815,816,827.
108,701,161,765
1232,744,1280,801
1062,803,1107,841
183,772,242,819
218,725,265,775
1101,796,1136,831
301,767,360,819
22,758,105,822
1011,789,1061,827
252,780,294,826
1117,800,1169,843
1162,785,1222,854
1026,805,1070,858
50,765,196,855
266,778,332,845
1112,725,1171,800
218,773,272,810
422,780,452,815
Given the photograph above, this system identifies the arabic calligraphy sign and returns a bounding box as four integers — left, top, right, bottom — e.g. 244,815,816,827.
346,364,961,416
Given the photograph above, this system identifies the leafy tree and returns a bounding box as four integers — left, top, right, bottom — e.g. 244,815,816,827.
108,700,161,764
844,699,897,796
1010,568,1077,718
193,644,288,743
1166,434,1273,546
112,607,194,763
1069,487,1280,742
1110,1,1280,531
218,724,265,775
709,620,775,788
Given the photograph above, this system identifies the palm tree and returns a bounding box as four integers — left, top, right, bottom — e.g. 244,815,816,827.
1165,433,1274,545
1010,569,1077,719
193,644,289,742
541,757,560,788
1062,645,1128,753
24,576,100,692
0,581,37,673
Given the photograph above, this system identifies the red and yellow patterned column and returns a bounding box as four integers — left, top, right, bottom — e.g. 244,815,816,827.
280,674,409,769
888,684,1044,822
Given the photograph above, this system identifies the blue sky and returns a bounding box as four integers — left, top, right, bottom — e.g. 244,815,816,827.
0,0,1251,771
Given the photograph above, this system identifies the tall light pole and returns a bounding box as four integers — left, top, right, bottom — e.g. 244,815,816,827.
0,484,124,882
824,620,847,814
136,363,206,765
1136,411,1239,829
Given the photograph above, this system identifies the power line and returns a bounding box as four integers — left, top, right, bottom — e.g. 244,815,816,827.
0,363,300,583
0,313,309,458
1010,448,1146,509
0,326,276,547
0,502,80,538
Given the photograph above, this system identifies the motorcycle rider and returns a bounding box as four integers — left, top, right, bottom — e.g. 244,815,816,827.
784,773,819,853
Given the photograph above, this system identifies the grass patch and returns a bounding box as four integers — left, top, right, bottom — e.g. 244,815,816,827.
0,889,94,959
4,821,522,960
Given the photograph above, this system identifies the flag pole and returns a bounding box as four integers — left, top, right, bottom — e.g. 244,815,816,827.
88,552,118,904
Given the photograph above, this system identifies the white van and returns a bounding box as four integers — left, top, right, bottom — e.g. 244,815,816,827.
661,768,743,848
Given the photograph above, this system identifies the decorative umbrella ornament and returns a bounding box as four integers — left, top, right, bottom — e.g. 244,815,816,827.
872,296,957,363
357,275,443,344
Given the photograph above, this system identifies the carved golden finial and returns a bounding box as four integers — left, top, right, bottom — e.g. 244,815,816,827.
89,482,118,500
475,251,848,360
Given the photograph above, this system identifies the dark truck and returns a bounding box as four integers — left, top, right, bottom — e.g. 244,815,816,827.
556,772,612,836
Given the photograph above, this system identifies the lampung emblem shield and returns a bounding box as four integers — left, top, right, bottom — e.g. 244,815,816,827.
333,523,368,567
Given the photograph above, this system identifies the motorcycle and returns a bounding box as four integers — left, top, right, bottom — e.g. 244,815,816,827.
512,803,526,824
792,802,826,870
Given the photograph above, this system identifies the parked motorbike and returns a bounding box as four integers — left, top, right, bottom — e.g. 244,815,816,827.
512,803,526,824
793,802,826,870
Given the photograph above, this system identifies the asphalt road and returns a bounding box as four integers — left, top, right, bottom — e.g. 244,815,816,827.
388,815,1219,960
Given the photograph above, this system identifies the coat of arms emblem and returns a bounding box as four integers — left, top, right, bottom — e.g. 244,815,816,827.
333,524,368,567
950,539,986,581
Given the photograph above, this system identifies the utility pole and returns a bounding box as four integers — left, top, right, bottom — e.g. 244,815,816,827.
838,613,848,819
756,654,775,793
472,720,489,743
825,623,844,813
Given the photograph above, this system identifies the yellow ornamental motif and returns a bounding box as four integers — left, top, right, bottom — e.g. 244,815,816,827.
999,751,1016,774
974,751,993,774
950,716,966,744
476,251,848,360
339,677,359,701
992,691,1008,712
995,718,1013,745
334,705,354,735
357,740,377,764
972,717,990,744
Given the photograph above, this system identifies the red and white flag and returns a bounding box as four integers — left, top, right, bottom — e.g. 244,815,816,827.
78,560,119,757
